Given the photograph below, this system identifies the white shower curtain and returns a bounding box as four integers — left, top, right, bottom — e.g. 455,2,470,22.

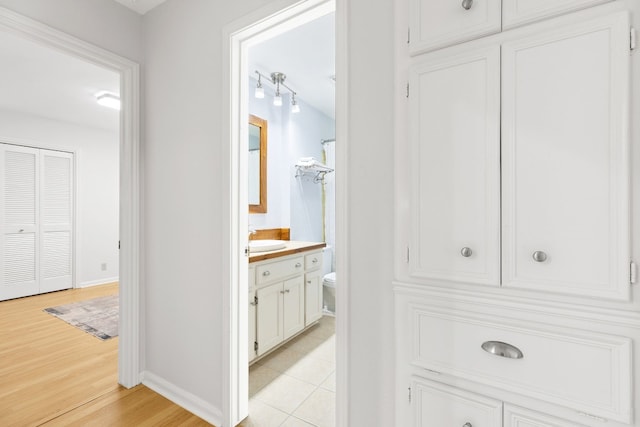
323,140,336,272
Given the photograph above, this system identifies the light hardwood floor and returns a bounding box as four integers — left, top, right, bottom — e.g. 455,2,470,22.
0,283,212,426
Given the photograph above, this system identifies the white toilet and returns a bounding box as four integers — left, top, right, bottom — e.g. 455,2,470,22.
322,247,336,314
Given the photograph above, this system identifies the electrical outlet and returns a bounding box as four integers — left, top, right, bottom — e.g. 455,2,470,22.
101,263,107,271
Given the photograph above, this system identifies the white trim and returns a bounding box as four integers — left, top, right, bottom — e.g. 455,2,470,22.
142,371,223,426
0,6,141,388
78,277,120,288
223,1,343,426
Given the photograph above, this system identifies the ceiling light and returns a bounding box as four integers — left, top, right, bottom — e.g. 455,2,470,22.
254,70,300,113
95,92,120,110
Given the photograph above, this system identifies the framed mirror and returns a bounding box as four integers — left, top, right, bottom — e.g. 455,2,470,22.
249,114,267,213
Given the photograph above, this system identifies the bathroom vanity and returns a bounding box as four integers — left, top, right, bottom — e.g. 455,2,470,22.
248,241,325,363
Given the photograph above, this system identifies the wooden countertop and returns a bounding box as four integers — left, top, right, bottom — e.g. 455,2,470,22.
249,241,326,263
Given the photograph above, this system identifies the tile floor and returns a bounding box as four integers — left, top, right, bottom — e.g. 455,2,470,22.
241,316,336,427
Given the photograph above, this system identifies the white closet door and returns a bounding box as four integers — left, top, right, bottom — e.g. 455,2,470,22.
409,46,501,286
40,150,73,293
0,144,40,300
501,12,630,300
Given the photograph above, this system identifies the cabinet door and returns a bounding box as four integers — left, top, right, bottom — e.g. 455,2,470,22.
249,290,256,363
305,270,322,326
409,0,501,55
256,282,283,356
409,46,500,286
411,378,502,427
283,276,304,340
503,0,611,29
502,12,630,300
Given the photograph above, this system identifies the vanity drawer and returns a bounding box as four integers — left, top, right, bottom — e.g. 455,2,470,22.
411,377,502,427
410,305,632,423
305,252,322,270
256,256,304,285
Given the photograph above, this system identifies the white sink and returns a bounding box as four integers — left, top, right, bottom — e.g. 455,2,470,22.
249,239,287,252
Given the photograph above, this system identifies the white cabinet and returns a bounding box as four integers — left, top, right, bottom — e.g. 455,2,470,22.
504,405,588,427
305,270,322,325
408,0,612,54
501,12,630,300
250,249,323,359
409,46,500,286
408,11,630,301
411,378,502,427
409,0,501,55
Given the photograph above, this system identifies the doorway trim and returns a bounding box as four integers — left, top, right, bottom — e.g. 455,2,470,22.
0,6,141,388
223,0,348,425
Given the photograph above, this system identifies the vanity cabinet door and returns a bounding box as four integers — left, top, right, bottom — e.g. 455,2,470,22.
305,270,322,326
409,0,501,55
283,276,305,340
501,12,630,300
409,46,501,286
411,378,502,427
256,281,284,356
504,405,587,427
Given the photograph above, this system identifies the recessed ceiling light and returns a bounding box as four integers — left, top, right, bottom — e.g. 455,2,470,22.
95,91,121,110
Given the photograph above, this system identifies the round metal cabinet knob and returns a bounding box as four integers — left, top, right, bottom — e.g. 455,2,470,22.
532,251,548,263
263,271,271,277
460,247,473,257
463,423,473,427
461,0,473,10
295,262,302,268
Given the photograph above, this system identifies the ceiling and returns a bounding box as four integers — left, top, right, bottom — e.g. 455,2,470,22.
0,5,334,134
0,31,120,132
113,0,168,15
249,12,335,119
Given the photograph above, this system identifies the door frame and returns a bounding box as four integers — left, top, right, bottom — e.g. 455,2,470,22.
222,0,349,425
0,6,141,388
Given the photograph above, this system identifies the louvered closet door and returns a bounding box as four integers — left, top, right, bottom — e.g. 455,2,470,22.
0,145,40,300
40,150,73,293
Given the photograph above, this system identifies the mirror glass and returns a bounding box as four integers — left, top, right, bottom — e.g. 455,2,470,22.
249,114,267,213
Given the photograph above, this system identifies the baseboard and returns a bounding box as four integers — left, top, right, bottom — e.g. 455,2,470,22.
77,277,119,288
141,371,223,426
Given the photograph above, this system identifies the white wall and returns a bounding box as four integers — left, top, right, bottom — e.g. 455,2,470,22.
143,0,395,425
0,109,120,287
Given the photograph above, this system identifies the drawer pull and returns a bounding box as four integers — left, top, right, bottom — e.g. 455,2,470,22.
532,251,547,262
263,271,270,277
463,423,472,427
461,0,473,10
295,262,302,268
460,247,472,257
481,341,524,359
312,258,318,263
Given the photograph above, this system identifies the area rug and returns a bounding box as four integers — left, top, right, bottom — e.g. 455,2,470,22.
44,295,119,340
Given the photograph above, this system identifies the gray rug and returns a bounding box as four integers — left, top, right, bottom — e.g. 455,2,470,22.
44,295,119,340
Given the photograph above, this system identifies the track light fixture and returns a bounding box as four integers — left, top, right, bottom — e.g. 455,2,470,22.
254,70,300,113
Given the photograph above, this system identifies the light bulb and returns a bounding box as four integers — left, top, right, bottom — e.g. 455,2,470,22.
255,86,264,99
291,102,300,113
273,94,282,107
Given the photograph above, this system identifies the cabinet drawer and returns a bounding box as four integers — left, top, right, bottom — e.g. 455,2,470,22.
256,256,304,285
409,0,501,55
411,377,502,427
305,252,322,270
410,305,631,423
504,405,587,427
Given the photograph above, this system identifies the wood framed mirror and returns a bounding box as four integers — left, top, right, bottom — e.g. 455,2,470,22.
249,114,267,213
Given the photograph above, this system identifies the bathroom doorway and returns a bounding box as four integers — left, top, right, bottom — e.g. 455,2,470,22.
223,0,346,425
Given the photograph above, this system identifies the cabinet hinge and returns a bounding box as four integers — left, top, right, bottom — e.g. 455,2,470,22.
408,386,412,403
631,27,637,51
255,295,258,305
406,246,410,263
244,247,249,257
630,261,637,284
254,341,258,352
406,83,410,98
407,27,410,44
